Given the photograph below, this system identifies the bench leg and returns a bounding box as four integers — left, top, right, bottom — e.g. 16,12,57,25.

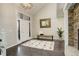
52,36,53,41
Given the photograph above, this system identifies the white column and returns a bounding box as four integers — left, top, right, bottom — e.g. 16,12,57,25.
64,10,69,55
64,10,68,47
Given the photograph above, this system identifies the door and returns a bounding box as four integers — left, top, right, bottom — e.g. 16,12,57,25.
20,20,29,42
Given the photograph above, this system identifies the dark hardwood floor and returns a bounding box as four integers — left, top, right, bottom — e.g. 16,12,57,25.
6,39,65,56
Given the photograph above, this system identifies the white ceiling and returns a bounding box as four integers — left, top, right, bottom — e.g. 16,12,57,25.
21,3,48,15
18,3,65,16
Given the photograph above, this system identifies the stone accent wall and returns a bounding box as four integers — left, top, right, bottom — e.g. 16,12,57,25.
74,4,79,48
68,6,74,46
68,4,79,49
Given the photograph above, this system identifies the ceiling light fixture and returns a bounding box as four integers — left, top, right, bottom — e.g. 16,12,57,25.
21,3,32,9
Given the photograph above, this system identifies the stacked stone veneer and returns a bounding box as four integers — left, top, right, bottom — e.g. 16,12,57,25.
68,6,74,46
68,4,79,49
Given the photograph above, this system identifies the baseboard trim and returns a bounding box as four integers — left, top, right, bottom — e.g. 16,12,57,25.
6,43,18,49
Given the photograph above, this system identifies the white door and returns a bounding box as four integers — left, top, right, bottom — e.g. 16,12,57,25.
20,20,29,42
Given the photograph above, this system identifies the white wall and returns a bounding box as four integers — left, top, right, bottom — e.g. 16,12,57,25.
32,4,64,39
0,4,17,49
57,18,64,29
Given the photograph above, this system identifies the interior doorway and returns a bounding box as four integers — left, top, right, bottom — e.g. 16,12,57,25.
17,19,30,44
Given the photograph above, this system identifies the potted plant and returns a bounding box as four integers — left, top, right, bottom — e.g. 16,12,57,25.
57,27,64,40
